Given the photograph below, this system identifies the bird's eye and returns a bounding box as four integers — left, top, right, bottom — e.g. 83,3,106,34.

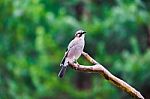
79,33,82,37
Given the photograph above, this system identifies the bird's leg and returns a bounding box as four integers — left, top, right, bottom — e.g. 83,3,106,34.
73,59,79,70
73,59,78,64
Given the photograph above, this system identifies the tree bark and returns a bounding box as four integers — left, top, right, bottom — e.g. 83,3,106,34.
68,52,144,99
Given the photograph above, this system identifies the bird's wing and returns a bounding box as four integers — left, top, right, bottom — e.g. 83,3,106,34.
67,38,78,50
60,38,78,66
60,50,68,66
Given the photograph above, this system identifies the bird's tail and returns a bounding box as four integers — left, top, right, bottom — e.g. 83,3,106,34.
58,66,67,78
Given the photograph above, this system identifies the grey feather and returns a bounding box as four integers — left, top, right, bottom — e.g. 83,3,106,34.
58,30,86,78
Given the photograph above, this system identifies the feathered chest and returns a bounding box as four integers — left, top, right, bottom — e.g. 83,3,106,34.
67,38,85,59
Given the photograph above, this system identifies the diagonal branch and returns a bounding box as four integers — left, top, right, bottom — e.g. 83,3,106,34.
68,52,144,99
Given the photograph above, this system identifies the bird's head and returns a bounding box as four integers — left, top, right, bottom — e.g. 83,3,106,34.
75,30,86,38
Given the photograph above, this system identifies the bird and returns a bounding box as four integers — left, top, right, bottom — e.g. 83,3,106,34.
58,30,86,78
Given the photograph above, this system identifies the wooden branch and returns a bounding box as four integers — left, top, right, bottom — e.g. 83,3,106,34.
68,52,144,99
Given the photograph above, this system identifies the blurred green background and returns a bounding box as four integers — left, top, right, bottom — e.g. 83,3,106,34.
0,0,150,99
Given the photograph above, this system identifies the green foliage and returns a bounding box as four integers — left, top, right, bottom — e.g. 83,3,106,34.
0,0,150,99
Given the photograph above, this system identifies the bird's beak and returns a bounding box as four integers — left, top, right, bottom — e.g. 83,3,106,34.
82,31,86,34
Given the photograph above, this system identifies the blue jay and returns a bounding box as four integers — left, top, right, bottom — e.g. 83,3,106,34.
58,30,86,78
